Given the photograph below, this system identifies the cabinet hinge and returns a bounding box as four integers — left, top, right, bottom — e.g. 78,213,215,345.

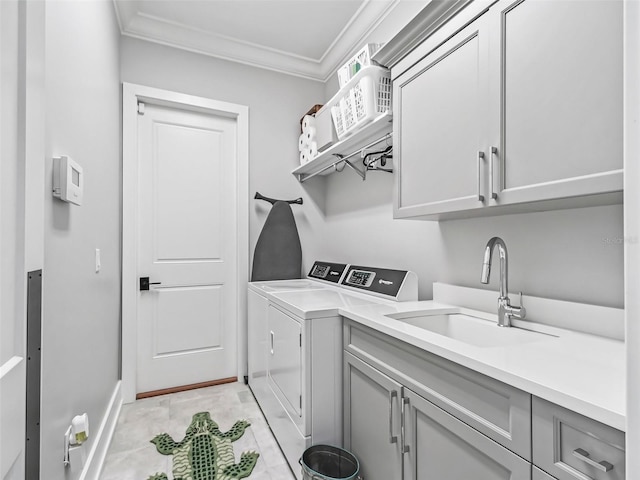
137,102,145,115
300,395,302,409
299,333,302,347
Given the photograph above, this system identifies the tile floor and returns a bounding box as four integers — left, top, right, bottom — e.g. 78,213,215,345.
100,382,296,480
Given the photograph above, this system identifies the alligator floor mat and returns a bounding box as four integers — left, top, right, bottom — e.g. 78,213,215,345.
147,412,259,480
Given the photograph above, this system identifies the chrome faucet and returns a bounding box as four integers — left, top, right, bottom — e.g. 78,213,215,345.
481,237,526,327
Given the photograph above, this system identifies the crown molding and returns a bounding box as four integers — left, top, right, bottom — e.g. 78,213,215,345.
113,0,398,82
372,0,478,69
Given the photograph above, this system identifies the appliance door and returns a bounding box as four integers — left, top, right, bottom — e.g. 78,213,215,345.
247,289,270,399
267,305,304,428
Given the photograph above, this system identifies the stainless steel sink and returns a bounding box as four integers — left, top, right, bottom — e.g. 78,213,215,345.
385,311,555,348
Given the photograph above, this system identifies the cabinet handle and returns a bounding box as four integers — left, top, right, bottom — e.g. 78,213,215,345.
489,146,498,200
388,390,398,444
477,151,485,202
401,397,410,454
270,331,274,355
573,448,614,472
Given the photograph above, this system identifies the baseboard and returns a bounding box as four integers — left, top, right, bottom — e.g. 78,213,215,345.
79,381,122,480
136,377,237,399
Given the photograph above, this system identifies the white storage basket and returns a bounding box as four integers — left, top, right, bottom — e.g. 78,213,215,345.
337,43,382,88
330,66,392,139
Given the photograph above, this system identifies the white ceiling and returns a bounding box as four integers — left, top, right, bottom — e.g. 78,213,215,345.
113,0,400,82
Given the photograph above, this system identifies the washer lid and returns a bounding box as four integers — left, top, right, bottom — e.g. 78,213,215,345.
269,289,378,319
250,279,324,293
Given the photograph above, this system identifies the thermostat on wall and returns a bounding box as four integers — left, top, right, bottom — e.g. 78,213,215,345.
53,156,83,205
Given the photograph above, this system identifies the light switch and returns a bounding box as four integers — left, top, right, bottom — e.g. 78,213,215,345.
95,248,101,273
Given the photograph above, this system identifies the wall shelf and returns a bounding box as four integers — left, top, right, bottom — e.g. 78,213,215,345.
292,112,392,183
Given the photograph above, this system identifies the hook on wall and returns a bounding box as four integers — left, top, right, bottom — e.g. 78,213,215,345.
362,144,393,172
254,192,303,205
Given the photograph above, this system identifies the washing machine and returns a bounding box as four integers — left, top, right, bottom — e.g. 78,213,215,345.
248,261,417,478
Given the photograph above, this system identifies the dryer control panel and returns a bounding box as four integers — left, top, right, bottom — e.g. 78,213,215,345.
307,261,347,284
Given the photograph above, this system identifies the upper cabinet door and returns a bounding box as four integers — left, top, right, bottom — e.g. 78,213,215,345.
394,13,491,218
488,0,623,205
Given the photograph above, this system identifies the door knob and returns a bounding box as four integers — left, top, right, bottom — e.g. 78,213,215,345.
139,277,161,291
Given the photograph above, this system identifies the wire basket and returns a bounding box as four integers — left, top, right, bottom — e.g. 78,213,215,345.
337,43,382,88
330,66,392,139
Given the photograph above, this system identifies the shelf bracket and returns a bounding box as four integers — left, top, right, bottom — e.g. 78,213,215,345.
342,157,366,181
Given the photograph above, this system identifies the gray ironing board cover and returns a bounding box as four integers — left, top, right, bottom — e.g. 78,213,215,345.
251,200,302,281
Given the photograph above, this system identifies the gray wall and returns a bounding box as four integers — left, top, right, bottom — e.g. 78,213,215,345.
437,203,624,307
41,1,121,478
321,168,624,307
120,37,328,274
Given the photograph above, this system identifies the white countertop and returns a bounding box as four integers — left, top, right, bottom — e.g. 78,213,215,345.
338,300,626,431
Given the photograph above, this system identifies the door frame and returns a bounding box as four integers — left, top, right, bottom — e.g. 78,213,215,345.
1,1,45,478
121,83,249,403
624,2,640,477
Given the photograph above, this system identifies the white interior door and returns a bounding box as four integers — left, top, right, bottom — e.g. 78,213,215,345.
136,102,238,395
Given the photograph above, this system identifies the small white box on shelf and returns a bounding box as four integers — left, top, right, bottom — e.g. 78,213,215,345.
330,66,392,140
313,105,337,152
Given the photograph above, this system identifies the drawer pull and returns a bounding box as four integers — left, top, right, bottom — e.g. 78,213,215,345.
389,390,398,444
573,448,614,472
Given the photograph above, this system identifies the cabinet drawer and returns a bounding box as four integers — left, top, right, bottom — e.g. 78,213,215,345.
344,320,531,459
532,397,625,480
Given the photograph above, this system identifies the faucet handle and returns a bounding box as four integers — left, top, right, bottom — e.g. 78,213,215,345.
510,292,527,320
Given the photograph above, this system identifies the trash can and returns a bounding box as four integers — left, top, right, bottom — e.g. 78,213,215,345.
299,445,360,480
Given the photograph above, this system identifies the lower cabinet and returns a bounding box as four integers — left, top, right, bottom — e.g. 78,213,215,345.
343,319,626,480
343,353,404,480
404,388,530,480
344,351,531,480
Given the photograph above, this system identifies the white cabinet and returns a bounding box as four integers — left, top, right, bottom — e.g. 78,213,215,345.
487,0,623,207
403,387,530,480
344,318,531,457
342,319,626,480
343,320,532,480
395,13,491,216
393,0,623,220
344,352,404,480
344,350,530,480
